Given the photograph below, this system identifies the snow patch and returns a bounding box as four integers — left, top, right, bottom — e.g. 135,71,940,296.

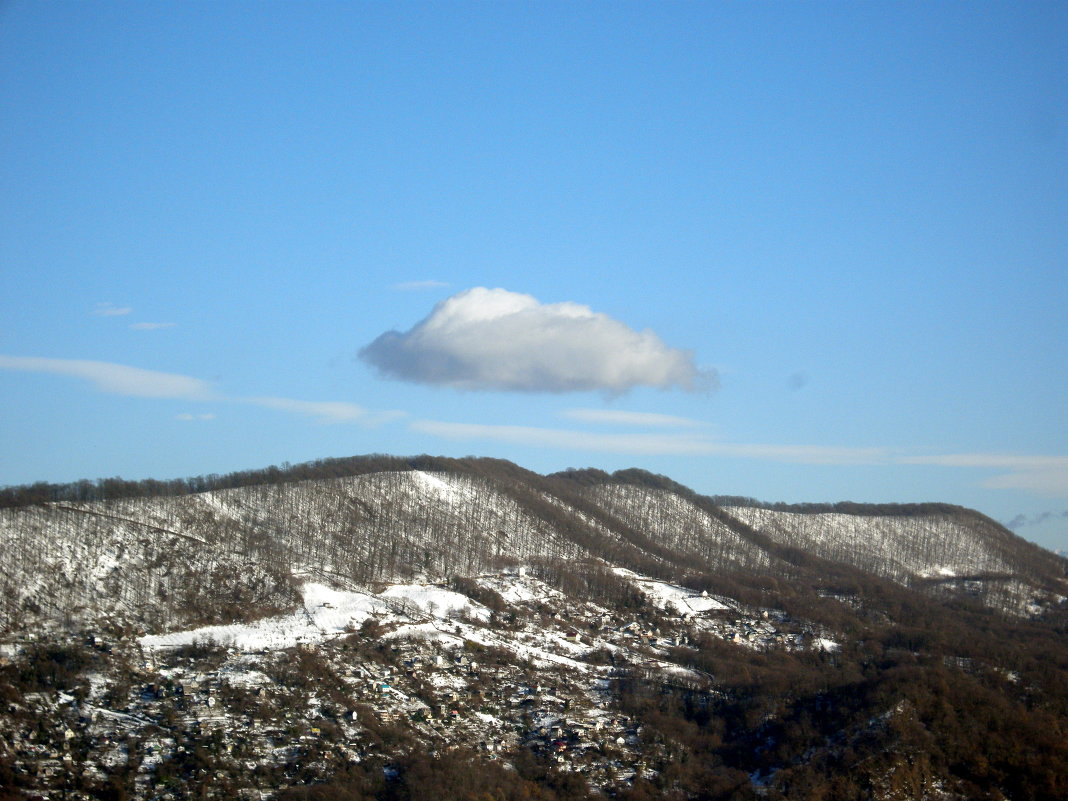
380,584,490,621
409,470,458,500
612,568,729,614
139,581,489,652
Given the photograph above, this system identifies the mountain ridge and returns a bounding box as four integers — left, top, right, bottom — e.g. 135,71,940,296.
1,454,1063,637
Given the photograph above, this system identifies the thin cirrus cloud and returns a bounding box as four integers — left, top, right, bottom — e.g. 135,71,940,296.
359,287,714,394
410,418,1068,497
560,408,704,428
0,355,397,426
246,397,406,426
981,467,1068,496
898,453,1068,470
93,302,132,317
93,303,174,329
410,419,885,464
901,453,1068,497
0,355,213,399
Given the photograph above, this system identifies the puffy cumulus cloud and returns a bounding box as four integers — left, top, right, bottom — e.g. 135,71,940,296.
360,287,712,394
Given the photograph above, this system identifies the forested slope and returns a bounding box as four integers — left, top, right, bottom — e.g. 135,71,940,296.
1,456,1064,635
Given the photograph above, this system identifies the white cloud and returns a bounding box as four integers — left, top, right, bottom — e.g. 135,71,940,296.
717,441,887,465
412,419,1068,497
360,287,713,394
94,302,132,316
982,468,1068,497
247,397,405,425
412,419,709,455
393,280,449,291
0,355,213,399
130,322,177,330
0,354,403,427
901,453,1068,498
899,453,1068,470
413,419,1068,493
410,419,885,464
560,409,703,428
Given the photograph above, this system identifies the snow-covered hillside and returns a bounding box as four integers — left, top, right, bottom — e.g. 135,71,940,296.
1,460,1063,634
722,506,1007,580
0,469,588,632
722,504,1064,612
582,483,773,573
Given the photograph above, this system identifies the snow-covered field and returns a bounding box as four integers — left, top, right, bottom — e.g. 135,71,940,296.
380,583,491,622
139,581,490,652
137,572,607,675
612,567,729,614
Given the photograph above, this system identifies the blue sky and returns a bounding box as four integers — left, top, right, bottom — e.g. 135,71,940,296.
2,2,1067,550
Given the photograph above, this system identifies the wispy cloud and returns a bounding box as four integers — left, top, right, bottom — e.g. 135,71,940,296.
247,397,405,425
901,453,1068,498
718,442,888,465
982,468,1068,497
560,409,704,428
899,453,1068,470
0,355,213,399
361,287,714,394
410,419,884,464
94,302,132,317
393,280,449,291
412,420,703,455
130,322,177,331
0,354,401,427
410,418,1068,497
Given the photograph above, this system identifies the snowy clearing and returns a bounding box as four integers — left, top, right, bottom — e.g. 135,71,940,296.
138,581,488,652
612,567,729,614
